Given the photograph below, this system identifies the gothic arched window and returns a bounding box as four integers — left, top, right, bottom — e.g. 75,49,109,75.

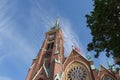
63,61,91,80
47,42,54,50
103,76,114,80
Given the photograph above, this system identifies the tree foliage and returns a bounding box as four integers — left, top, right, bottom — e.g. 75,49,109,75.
86,0,120,58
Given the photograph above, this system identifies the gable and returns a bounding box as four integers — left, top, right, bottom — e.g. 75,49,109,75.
99,65,116,80
63,49,90,69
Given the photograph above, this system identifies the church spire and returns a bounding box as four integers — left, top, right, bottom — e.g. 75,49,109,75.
86,52,92,61
106,59,112,69
50,17,60,31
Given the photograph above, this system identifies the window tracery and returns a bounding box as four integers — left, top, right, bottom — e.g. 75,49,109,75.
64,61,90,80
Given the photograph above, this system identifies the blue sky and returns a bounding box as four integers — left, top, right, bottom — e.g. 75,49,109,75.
0,0,114,80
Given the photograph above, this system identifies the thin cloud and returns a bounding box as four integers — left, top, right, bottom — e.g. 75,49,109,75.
61,19,84,56
0,0,85,67
0,0,36,64
29,0,54,30
0,55,7,64
0,1,113,80
29,1,84,56
0,76,12,80
0,27,36,63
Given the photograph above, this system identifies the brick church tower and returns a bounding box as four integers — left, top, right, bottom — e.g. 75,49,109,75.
26,19,64,80
26,18,120,80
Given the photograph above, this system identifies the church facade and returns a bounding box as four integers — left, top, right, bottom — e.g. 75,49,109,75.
26,20,120,80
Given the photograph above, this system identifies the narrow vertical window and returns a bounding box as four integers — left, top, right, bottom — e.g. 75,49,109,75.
50,42,54,49
47,43,51,50
47,42,54,50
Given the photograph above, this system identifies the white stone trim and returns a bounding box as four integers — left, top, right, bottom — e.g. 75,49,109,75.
32,67,43,80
